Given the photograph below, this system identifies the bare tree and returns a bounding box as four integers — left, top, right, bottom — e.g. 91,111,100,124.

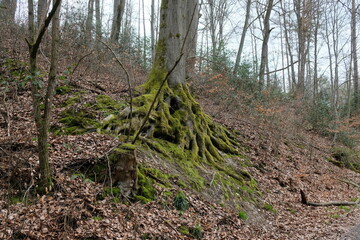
351,0,359,114
95,0,102,39
85,0,94,44
26,0,61,193
233,0,251,75
259,0,275,90
150,0,156,61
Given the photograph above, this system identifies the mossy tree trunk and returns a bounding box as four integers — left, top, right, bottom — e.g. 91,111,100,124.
104,0,250,186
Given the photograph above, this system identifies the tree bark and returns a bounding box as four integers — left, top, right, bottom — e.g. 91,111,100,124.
150,0,155,61
259,0,274,90
85,0,94,45
102,0,251,189
351,0,359,115
37,0,47,27
95,0,102,39
110,0,125,43
27,0,61,193
233,0,251,75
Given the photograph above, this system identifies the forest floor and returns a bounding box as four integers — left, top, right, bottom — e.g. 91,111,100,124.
2,54,360,239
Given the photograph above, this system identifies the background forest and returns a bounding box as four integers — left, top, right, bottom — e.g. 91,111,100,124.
2,0,360,239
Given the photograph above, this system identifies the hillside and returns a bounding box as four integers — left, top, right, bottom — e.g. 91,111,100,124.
1,51,360,239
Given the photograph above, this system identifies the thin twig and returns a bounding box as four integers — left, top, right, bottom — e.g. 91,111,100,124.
105,154,114,198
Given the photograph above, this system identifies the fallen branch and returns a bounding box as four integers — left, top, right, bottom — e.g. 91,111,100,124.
332,177,360,189
300,189,360,206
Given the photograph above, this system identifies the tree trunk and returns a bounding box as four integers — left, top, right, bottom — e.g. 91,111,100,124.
110,0,125,44
37,0,47,27
150,0,155,61
27,0,61,193
95,0,102,39
102,0,250,191
281,0,296,93
85,0,94,45
259,0,274,90
233,0,251,75
185,0,199,79
352,0,359,115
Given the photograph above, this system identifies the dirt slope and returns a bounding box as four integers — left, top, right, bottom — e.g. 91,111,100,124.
1,58,360,239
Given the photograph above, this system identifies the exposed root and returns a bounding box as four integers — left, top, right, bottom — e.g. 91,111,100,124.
100,80,252,187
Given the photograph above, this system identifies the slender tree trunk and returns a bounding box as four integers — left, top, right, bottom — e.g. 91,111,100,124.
351,0,359,115
27,0,35,42
85,0,94,45
27,0,61,193
233,0,251,75
95,0,102,39
313,0,320,100
110,0,125,44
150,0,155,62
259,0,274,90
142,0,146,68
281,0,296,93
185,0,199,79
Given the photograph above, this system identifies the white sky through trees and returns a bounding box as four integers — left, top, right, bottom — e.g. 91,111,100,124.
12,0,355,92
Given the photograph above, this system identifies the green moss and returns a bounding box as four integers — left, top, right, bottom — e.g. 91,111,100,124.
55,85,72,95
189,224,203,239
63,95,80,107
103,187,121,198
160,0,168,10
137,166,157,202
173,191,189,211
54,108,99,135
179,225,189,235
9,196,22,205
92,216,103,221
134,195,152,204
95,95,125,114
263,203,277,214
238,210,248,220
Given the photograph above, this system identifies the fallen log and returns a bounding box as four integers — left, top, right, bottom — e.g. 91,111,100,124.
300,189,360,206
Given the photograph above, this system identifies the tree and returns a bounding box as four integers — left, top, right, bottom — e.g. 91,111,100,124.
233,0,251,75
258,0,275,90
26,0,61,193
104,0,249,194
95,0,102,39
294,0,312,97
351,0,359,114
110,0,125,43
85,0,94,44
